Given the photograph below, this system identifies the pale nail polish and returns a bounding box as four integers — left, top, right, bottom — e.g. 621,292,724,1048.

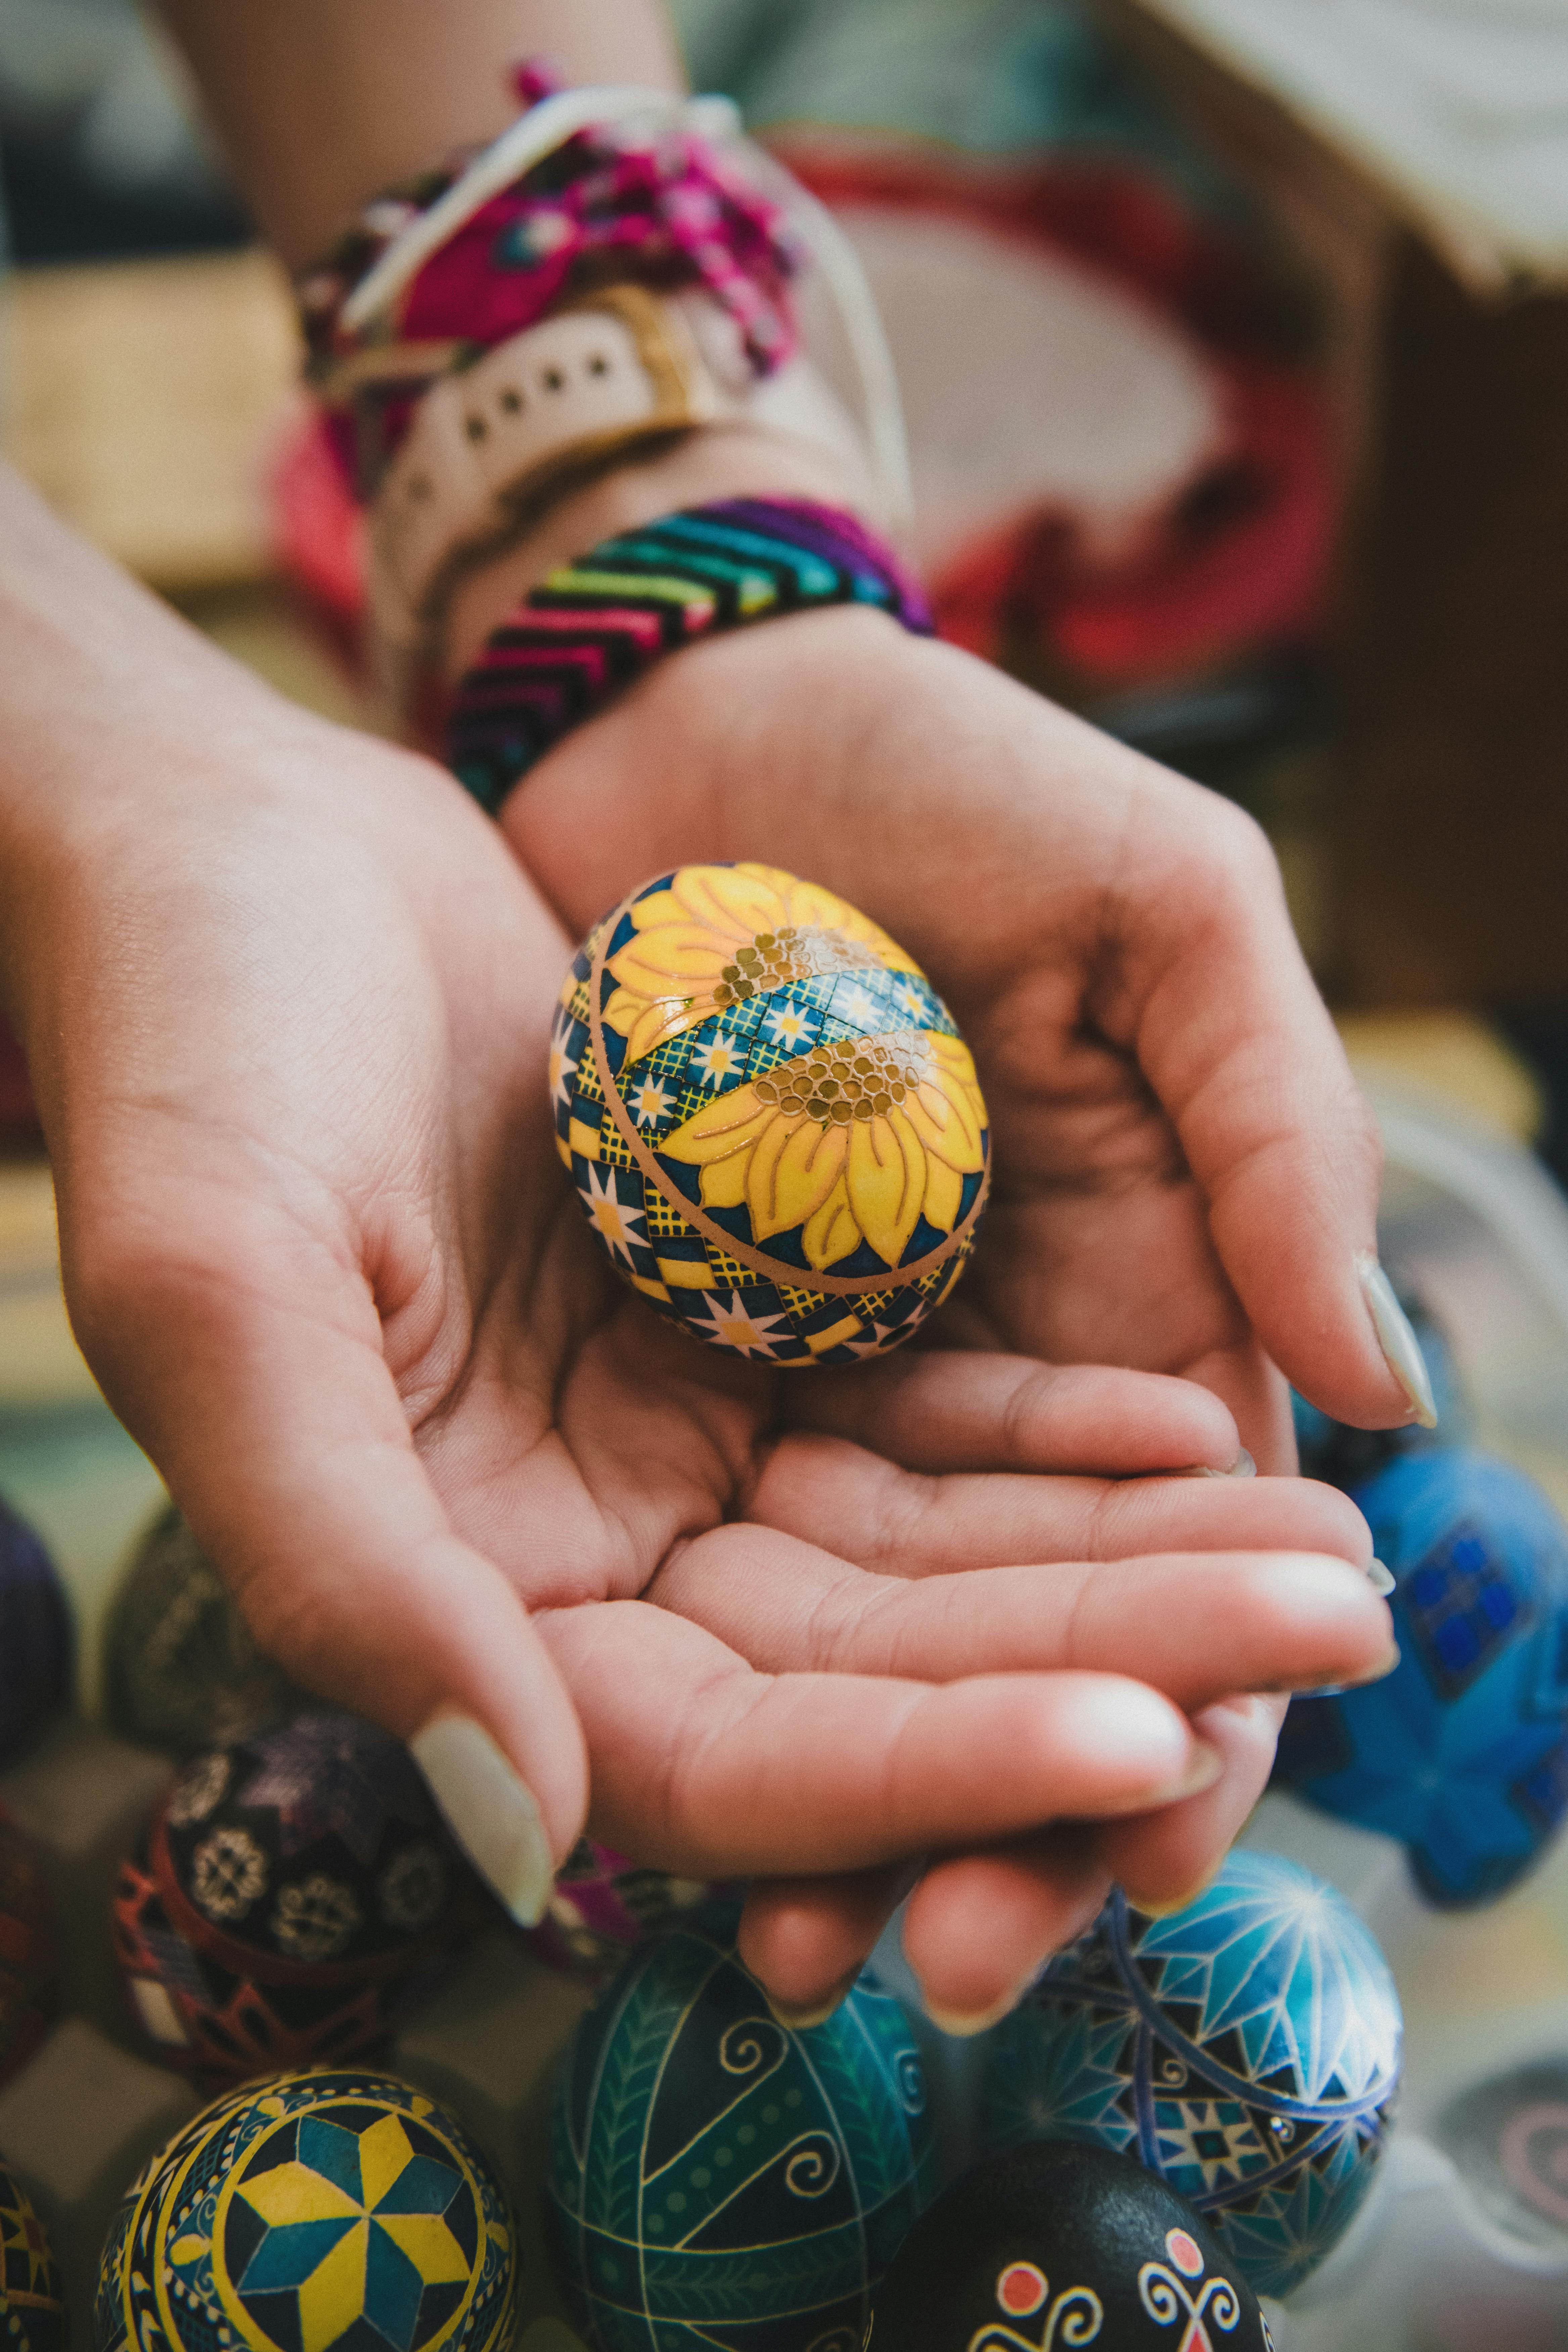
1302,1643,1402,1699
924,1983,1036,2038
1175,1448,1256,1480
1127,1873,1216,1921
1356,1252,1438,1428
764,1973,857,2033
410,1710,555,1927
1368,1557,1396,1597
1148,1740,1226,1806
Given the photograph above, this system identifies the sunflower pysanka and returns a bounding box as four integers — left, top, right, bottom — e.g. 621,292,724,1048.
551,864,990,1364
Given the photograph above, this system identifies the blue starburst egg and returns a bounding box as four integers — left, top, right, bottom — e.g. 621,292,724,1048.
0,1493,72,1765
545,1903,936,2351
95,2067,518,2352
979,1851,1402,2302
551,863,990,1367
1275,1446,1568,1905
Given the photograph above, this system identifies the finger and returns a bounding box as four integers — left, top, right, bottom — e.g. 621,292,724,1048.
900,1829,1110,2031
650,1525,1394,1711
788,1351,1243,1476
738,1863,919,2022
748,1433,1372,1578
1098,1692,1285,1913
538,1597,1220,1877
1107,780,1410,1431
60,1174,589,1913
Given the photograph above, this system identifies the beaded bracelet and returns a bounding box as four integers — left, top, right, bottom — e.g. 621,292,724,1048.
443,496,932,815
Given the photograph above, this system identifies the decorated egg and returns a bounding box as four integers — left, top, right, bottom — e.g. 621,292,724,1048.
0,2157,65,2352
523,1835,736,1984
0,1494,72,1766
102,1503,304,1757
551,863,989,1365
0,1804,58,2088
1275,1446,1568,1905
112,1707,492,2083
545,1903,934,2348
980,1850,1402,2301
869,2139,1274,2351
94,2067,518,2352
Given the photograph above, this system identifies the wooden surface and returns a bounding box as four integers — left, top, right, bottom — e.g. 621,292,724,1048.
1,249,300,593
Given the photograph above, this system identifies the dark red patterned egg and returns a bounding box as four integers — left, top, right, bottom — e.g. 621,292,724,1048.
112,1707,492,2084
0,1804,57,2089
523,1835,735,1982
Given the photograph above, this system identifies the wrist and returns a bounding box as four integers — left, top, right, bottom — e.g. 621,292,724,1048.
437,422,873,685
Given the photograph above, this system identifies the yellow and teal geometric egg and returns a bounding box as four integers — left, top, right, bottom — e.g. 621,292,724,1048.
94,2069,518,2352
551,863,990,1365
1,2157,65,2352
978,1851,1403,2303
545,1903,936,2350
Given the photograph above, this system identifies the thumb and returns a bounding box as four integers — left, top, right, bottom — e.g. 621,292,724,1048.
61,1185,587,1926
1121,793,1433,1432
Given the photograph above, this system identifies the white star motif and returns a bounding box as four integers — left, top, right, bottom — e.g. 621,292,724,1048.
579,1162,647,1267
548,1035,578,1113
630,1077,671,1126
840,986,878,1028
897,983,925,1020
765,1004,811,1050
695,1291,794,1356
693,1031,743,1088
845,1322,902,1357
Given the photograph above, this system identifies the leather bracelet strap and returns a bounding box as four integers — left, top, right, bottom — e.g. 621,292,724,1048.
445,496,932,816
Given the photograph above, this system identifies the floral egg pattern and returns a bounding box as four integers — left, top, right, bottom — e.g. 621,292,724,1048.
545,1903,935,2349
1,2155,65,2352
980,1851,1402,2302
112,1708,492,2085
93,2068,517,2352
522,1836,738,1984
551,864,990,1364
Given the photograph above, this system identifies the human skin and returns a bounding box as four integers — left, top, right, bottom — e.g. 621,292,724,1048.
8,0,1403,2022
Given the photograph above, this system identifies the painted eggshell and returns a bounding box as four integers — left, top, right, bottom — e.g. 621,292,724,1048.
1275,1446,1568,1905
1,2157,65,2352
102,1504,305,1757
545,1903,935,2350
980,1850,1402,2302
0,1494,72,1767
551,863,989,1365
0,1803,58,2089
93,2066,518,2352
523,1837,737,1984
869,2139,1274,2352
112,1707,491,2084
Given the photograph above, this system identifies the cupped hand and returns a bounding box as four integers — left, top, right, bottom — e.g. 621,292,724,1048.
0,510,1391,2019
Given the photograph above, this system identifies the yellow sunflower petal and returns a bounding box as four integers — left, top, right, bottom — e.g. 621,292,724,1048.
661,1087,774,1167
902,1042,987,1171
922,1152,964,1237
603,989,701,1062
846,1107,927,1267
748,1113,848,1242
608,923,737,995
682,864,797,937
803,1177,860,1270
764,873,921,976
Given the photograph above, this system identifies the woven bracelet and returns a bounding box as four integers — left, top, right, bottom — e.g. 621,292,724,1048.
444,496,932,815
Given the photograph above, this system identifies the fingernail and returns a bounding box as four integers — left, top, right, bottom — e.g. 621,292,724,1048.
410,1709,555,1927
1175,1448,1256,1480
924,1980,1037,2038
1300,1643,1401,1698
1148,1739,1225,1806
1356,1253,1437,1428
763,1971,858,2033
1368,1557,1396,1596
1126,1872,1216,1921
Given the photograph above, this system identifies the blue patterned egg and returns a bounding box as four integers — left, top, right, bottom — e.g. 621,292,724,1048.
94,2067,518,2352
551,864,989,1366
979,1850,1402,2301
1275,1447,1568,1905
1,2155,66,2352
545,1904,935,2350
0,1493,72,1766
